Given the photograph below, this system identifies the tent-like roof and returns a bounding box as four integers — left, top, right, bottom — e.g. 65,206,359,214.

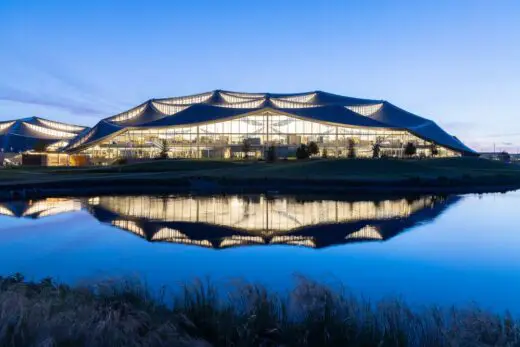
0,117,88,153
65,90,475,155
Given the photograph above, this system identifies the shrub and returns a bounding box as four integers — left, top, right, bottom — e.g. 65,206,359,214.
308,141,319,157
404,142,417,157
498,151,511,163
430,142,439,157
322,148,328,158
114,157,128,165
157,139,169,160
33,140,49,153
372,143,381,158
266,145,276,162
347,138,356,158
242,138,252,159
1,275,520,347
296,144,310,160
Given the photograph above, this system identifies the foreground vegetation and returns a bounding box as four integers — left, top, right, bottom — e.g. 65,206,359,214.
1,158,520,195
1,274,519,347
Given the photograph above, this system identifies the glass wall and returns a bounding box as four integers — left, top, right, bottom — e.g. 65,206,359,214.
91,195,436,232
80,110,460,161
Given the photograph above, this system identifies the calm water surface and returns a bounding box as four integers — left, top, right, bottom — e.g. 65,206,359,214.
0,191,519,312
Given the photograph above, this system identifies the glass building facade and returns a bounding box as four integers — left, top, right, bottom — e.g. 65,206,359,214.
65,90,475,161
79,110,459,161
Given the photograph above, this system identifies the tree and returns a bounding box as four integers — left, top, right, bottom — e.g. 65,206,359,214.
322,148,328,158
308,141,319,157
347,138,356,159
266,145,276,162
372,143,381,159
33,140,48,153
158,139,169,159
242,138,252,159
296,144,310,160
404,142,417,157
430,142,439,157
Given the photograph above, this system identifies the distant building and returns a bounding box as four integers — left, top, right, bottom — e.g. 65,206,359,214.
0,117,88,153
62,90,475,162
480,152,519,163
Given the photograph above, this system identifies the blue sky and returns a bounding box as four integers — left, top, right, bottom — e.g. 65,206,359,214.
1,0,519,152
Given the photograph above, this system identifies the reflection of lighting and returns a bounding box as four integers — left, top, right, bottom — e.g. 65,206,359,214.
22,199,81,218
0,205,14,216
167,238,213,248
345,225,383,240
88,197,100,205
270,236,315,248
148,227,212,247
111,220,145,237
38,206,80,218
219,236,265,248
152,228,187,241
94,195,434,233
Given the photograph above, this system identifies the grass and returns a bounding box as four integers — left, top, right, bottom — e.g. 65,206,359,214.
0,274,519,347
1,157,520,193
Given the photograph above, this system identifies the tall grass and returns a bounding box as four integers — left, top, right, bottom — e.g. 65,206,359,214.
0,274,518,346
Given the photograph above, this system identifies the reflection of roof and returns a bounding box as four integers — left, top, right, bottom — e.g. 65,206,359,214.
0,198,82,218
0,194,461,249
86,194,461,249
65,90,475,155
0,117,88,152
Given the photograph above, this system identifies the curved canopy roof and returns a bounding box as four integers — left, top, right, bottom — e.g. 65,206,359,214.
65,90,475,155
0,117,88,152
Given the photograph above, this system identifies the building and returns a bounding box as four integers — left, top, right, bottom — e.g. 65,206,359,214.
64,90,475,162
0,194,459,249
0,117,88,166
479,152,519,163
0,116,88,153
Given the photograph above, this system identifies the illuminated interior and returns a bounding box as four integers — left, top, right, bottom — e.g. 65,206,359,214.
78,110,459,160
64,90,474,160
89,195,436,232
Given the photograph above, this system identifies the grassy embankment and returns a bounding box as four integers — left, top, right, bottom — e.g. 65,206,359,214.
0,274,518,347
1,157,520,194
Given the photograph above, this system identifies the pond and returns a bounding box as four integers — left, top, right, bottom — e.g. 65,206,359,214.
0,191,519,313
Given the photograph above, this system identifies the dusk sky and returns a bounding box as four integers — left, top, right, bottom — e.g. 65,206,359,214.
1,0,519,152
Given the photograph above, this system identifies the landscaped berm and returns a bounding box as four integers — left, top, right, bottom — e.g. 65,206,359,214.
0,274,518,347
0,157,520,197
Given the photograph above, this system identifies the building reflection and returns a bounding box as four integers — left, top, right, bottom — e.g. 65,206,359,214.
0,194,460,249
0,198,83,219
87,195,459,248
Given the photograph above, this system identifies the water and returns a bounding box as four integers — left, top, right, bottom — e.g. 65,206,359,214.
0,191,519,313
